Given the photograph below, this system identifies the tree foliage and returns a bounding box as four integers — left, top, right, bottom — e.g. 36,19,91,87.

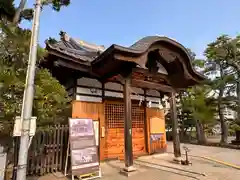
205,35,240,138
0,1,71,139
0,0,15,21
183,86,215,124
0,0,72,23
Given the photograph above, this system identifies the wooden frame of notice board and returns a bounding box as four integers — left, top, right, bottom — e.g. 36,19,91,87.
64,118,101,180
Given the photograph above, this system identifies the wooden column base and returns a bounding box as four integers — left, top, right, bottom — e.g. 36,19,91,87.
173,156,182,164
120,166,138,177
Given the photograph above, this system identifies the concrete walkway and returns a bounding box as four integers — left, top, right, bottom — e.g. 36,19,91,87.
29,142,240,180
34,161,195,180
137,153,240,180
167,142,240,167
32,152,240,180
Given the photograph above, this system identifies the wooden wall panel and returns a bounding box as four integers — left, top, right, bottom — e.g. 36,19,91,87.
104,128,145,160
104,101,146,160
71,101,105,161
72,101,100,120
98,103,105,161
71,100,148,161
146,108,167,154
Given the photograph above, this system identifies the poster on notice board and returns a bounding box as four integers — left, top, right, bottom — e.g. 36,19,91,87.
68,118,99,175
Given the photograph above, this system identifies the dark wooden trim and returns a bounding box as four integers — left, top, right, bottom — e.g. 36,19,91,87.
104,89,123,93
106,76,177,93
76,93,102,98
54,59,100,79
132,67,172,85
103,97,124,102
102,83,105,103
132,79,175,92
48,50,91,67
76,85,102,91
55,59,90,73
73,78,77,100
103,97,142,104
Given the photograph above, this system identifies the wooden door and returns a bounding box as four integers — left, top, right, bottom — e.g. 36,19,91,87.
146,108,167,154
104,101,146,160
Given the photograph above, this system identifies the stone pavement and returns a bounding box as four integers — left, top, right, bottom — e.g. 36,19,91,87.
137,153,240,180
29,143,240,180
32,153,240,180
34,160,193,180
167,142,240,167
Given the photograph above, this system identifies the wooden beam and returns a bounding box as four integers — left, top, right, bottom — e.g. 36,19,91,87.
109,74,174,93
132,67,171,85
55,59,100,78
48,50,90,66
54,59,88,72
131,79,175,93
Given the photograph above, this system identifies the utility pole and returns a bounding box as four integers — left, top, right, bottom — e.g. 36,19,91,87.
17,0,42,180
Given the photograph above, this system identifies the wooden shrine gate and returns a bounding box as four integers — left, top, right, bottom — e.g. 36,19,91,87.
104,101,146,160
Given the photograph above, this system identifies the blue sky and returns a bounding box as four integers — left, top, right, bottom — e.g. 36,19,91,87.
17,0,240,58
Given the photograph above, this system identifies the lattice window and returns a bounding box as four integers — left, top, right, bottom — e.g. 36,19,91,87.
132,104,144,128
105,102,144,129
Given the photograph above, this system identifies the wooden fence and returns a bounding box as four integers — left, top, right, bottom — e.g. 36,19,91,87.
27,125,69,176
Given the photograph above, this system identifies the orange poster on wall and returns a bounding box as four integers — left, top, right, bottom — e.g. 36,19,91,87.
150,117,165,134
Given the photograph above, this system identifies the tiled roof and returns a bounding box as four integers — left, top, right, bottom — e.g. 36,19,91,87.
46,33,205,81
46,32,105,62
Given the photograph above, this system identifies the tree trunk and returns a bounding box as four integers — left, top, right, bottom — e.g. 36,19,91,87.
13,0,27,24
218,66,228,144
180,121,185,141
179,92,185,141
218,103,228,144
196,120,206,144
170,92,181,158
237,73,240,125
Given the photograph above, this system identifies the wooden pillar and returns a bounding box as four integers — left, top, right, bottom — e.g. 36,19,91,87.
143,89,149,154
123,76,133,168
169,92,181,158
73,78,77,100
102,82,105,102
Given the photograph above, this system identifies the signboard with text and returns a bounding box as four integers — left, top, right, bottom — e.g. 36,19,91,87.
69,118,99,175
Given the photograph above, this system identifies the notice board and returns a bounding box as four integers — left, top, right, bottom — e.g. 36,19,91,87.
150,117,165,134
69,118,99,175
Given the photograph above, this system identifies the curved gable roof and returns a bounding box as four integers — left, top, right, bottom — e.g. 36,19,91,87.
92,36,205,82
